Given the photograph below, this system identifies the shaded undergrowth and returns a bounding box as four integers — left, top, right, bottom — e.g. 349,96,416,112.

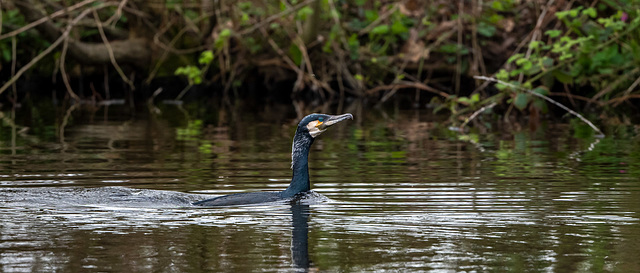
1,1,640,125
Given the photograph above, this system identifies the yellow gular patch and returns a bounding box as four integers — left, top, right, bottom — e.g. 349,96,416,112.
306,120,326,138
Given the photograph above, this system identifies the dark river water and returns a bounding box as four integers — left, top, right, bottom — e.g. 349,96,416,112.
0,100,639,272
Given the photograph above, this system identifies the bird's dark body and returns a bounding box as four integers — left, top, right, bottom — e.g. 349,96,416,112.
193,113,352,207
192,191,282,206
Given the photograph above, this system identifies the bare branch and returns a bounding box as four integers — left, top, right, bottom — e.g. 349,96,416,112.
0,6,96,96
0,0,97,40
60,37,82,101
93,9,134,90
474,76,604,137
16,0,149,68
104,0,129,25
459,102,497,130
238,0,316,35
365,81,450,98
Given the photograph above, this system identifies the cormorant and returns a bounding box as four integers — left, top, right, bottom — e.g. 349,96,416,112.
193,113,353,206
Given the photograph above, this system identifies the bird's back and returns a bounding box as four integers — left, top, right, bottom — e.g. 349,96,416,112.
192,191,282,206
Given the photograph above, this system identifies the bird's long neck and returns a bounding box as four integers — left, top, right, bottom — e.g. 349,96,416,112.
281,129,314,198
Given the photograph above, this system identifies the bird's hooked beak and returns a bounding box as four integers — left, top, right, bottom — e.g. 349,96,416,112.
306,113,353,138
317,113,353,130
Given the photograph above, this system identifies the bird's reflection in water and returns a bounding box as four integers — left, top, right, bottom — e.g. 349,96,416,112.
290,204,311,271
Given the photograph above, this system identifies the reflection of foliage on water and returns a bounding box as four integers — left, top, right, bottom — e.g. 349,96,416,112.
176,120,203,141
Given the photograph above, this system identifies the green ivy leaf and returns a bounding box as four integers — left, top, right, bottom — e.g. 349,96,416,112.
552,70,573,83
289,44,303,66
516,58,532,70
559,53,573,61
582,7,597,18
496,69,509,80
477,22,496,37
556,11,569,20
514,93,530,111
215,28,232,49
219,28,232,39
532,98,548,113
364,9,378,22
541,57,554,68
529,40,542,49
296,6,313,21
184,9,198,21
492,1,504,11
507,53,524,64
348,34,360,60
568,7,583,17
198,50,214,65
532,86,549,96
545,30,562,38
391,20,408,35
371,24,390,36
458,97,471,104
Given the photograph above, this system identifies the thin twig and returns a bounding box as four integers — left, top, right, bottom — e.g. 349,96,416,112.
606,94,640,105
93,9,134,90
60,37,81,101
60,102,80,146
238,0,316,35
613,74,640,106
590,66,639,102
548,92,598,104
357,4,398,36
0,2,3,36
175,84,193,101
519,0,555,83
259,27,334,94
474,75,604,136
0,0,97,40
152,14,210,55
455,0,463,95
294,36,314,79
105,0,128,25
460,102,497,129
326,0,359,94
366,81,450,98
147,87,163,114
11,36,17,100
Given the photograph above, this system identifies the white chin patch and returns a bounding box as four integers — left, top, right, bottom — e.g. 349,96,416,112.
306,121,326,138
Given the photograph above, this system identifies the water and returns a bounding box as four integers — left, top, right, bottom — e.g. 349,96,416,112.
0,101,639,272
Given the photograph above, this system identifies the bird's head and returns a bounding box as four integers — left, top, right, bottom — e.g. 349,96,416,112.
298,113,353,138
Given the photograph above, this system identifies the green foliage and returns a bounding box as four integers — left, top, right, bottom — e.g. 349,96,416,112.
0,8,50,66
477,21,497,37
176,119,203,140
174,50,215,85
198,50,214,65
174,65,202,85
6,0,640,120
496,4,640,113
215,28,232,50
296,6,313,21
289,44,303,66
457,93,480,105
